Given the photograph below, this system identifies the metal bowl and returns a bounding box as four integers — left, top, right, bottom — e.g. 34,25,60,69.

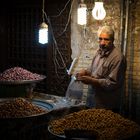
0,97,54,118
0,75,46,98
47,106,140,140
47,105,87,139
0,97,53,140
0,75,46,85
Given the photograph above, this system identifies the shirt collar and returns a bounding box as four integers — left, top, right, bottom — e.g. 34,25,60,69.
97,45,115,58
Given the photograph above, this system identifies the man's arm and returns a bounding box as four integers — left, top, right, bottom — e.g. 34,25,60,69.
76,58,126,91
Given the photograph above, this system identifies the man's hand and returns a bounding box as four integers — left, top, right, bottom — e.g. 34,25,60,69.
76,69,91,79
76,76,100,87
76,76,92,84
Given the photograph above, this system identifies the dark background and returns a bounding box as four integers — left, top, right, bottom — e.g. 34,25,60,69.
0,0,72,96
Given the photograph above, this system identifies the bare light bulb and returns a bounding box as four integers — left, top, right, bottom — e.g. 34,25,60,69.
92,2,106,20
77,3,87,25
39,22,48,44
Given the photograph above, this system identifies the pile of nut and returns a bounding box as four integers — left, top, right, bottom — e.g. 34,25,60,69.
49,108,140,140
0,67,43,81
0,98,47,118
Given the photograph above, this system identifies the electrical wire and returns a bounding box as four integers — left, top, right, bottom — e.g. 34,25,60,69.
45,15,68,78
57,0,75,37
50,0,74,37
50,0,71,18
43,0,75,79
42,0,45,22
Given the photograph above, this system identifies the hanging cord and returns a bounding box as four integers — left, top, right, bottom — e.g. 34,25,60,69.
45,14,68,78
57,0,74,37
50,0,71,18
42,0,45,22
43,0,75,78
50,0,74,37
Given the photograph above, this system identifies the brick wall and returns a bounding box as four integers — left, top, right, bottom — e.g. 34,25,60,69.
71,0,140,123
71,0,121,100
125,0,140,123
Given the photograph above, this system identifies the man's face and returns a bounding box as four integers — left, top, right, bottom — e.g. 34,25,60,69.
98,33,113,49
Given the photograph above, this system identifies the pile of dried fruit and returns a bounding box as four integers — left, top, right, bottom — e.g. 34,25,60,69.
0,67,43,81
0,98,47,118
49,108,140,140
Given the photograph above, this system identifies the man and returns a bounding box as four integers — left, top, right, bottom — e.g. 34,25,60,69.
76,26,126,112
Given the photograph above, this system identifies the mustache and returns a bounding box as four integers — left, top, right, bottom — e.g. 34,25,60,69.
99,44,107,49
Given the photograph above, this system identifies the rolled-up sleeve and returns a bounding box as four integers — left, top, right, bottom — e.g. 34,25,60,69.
97,57,126,91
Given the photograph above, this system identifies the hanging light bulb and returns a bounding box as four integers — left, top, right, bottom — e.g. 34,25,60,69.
92,2,106,20
39,22,48,44
38,0,48,44
77,0,87,25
